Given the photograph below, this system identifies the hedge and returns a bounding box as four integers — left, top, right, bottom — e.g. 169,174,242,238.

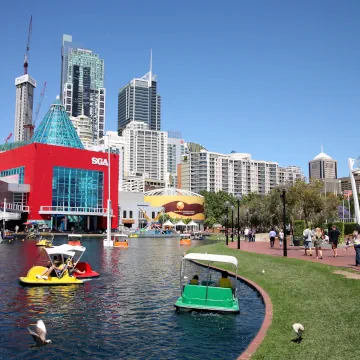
293,220,306,237
344,222,359,236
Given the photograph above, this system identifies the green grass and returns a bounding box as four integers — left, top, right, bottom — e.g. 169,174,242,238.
188,243,360,360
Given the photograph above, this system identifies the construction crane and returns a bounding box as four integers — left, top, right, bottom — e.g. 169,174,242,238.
24,16,32,75
24,81,47,139
4,133,12,144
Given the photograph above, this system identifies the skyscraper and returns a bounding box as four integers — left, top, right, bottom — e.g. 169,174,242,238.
60,34,106,142
117,53,161,133
14,74,36,142
308,148,337,180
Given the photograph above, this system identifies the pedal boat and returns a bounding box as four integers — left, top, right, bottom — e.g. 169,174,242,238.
56,244,100,278
128,233,138,238
19,247,83,286
180,233,191,245
174,253,240,313
36,235,54,247
68,234,82,246
113,234,129,248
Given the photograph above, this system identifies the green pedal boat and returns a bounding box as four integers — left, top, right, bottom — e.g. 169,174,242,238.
174,253,240,313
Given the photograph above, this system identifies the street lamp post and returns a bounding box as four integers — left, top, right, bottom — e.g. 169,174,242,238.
281,189,287,257
225,201,229,246
2,198,6,238
236,195,242,249
231,205,234,242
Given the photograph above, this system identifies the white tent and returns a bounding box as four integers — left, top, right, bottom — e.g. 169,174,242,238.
212,223,222,228
163,220,174,227
176,220,186,226
187,220,198,227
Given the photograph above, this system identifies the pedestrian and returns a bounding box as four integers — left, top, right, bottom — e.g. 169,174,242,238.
303,226,313,256
354,237,360,266
313,227,323,259
244,227,249,242
329,225,341,258
15,225,19,234
279,230,284,247
269,228,276,248
252,228,256,242
248,228,252,242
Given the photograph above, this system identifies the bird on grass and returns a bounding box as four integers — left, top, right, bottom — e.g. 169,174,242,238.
27,320,52,346
292,323,304,343
261,269,265,275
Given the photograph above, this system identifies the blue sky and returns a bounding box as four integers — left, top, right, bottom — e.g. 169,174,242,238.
1,0,359,177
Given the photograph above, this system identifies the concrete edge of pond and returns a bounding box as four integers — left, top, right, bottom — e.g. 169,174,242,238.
192,260,273,360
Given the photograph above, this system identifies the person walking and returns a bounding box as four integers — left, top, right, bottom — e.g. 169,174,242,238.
252,228,256,242
278,230,284,247
329,225,341,258
269,228,276,248
15,225,19,234
244,227,249,242
303,226,313,256
314,227,323,259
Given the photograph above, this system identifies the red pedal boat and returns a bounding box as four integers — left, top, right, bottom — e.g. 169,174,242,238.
73,261,100,278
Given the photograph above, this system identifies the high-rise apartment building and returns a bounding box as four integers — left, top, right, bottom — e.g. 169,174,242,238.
14,74,36,142
309,149,337,180
279,166,305,185
60,34,106,142
167,132,186,187
122,121,167,182
118,58,161,133
180,150,304,195
70,113,94,147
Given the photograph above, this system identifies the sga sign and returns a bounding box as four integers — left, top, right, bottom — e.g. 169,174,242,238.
92,157,108,166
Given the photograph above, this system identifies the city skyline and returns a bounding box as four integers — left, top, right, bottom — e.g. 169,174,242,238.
1,1,359,177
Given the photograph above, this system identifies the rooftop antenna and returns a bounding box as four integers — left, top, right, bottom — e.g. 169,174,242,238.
149,49,152,86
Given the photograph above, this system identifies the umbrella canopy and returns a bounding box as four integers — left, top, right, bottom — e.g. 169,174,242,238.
176,220,186,226
23,221,37,225
187,220,198,227
163,220,174,227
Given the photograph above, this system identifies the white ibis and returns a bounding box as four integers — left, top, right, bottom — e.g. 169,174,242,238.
292,323,304,343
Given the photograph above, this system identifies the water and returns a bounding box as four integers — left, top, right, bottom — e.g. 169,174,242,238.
0,237,264,360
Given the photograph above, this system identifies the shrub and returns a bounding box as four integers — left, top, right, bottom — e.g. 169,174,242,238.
293,220,306,237
344,222,358,236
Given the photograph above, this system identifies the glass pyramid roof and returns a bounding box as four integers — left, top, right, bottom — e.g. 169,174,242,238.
31,97,84,149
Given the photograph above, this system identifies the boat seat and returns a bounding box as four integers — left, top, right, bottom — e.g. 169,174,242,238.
182,285,207,304
206,287,233,307
182,285,234,307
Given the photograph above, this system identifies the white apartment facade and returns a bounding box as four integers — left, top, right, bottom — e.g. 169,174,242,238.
181,150,304,195
167,133,186,187
122,121,167,183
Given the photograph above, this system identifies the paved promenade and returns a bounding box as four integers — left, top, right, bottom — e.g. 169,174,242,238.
228,238,360,270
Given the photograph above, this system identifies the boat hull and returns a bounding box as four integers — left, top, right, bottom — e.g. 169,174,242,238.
68,241,81,246
174,285,239,313
180,239,191,245
36,240,52,247
19,266,83,286
114,242,129,248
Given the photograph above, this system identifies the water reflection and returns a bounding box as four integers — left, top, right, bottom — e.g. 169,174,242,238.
0,237,264,359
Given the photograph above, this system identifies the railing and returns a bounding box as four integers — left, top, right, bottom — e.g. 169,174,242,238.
0,202,29,213
39,206,110,215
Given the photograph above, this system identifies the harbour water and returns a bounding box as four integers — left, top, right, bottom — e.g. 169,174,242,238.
0,237,264,359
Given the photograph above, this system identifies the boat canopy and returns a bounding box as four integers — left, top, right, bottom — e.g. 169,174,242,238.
68,234,82,238
113,234,128,238
56,244,86,253
45,247,75,257
183,253,238,267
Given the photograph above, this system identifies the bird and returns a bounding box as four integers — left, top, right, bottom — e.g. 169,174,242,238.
261,269,265,275
292,323,304,343
27,320,52,346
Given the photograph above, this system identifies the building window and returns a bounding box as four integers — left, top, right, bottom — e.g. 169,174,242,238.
129,210,133,218
0,166,25,184
123,210,127,218
52,167,103,208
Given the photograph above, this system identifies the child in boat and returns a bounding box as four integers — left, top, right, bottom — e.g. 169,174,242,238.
189,275,199,285
64,257,85,275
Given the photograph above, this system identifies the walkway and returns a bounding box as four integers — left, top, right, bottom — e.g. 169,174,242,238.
228,239,360,270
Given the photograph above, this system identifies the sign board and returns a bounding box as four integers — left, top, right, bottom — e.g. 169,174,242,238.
92,157,108,166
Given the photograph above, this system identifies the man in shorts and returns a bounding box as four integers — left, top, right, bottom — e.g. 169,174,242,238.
329,225,341,258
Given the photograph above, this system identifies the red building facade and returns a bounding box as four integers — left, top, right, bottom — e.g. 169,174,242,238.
0,143,119,230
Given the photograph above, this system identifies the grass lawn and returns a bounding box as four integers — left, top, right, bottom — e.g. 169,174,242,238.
189,242,360,360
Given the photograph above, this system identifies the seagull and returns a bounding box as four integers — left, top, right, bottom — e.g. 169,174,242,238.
27,320,52,346
292,323,304,343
